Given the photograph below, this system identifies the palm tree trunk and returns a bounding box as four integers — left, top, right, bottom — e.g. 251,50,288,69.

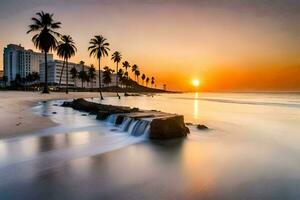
58,59,65,89
116,62,120,99
66,58,69,94
42,51,49,93
98,58,104,100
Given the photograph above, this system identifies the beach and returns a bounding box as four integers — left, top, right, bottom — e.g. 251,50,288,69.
1,92,300,199
0,91,114,139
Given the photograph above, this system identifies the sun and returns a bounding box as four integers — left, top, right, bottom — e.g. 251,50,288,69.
192,79,200,87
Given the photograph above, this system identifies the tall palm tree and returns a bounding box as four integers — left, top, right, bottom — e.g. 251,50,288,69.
111,51,122,98
146,77,150,87
88,35,110,100
131,64,138,81
70,66,78,88
88,64,96,90
57,35,77,94
141,74,146,86
27,11,61,93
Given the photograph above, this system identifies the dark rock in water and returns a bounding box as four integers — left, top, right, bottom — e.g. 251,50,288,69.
96,111,110,120
197,124,209,130
115,115,125,125
150,115,189,140
124,93,141,97
53,104,58,106
81,114,88,116
52,112,57,114
185,122,193,126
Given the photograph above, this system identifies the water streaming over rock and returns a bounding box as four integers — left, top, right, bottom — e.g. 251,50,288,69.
107,114,151,137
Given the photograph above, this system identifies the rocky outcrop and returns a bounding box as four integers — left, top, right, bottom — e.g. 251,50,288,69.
62,98,190,140
149,115,188,140
197,124,209,130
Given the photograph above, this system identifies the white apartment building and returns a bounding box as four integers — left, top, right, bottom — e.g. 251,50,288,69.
3,44,53,85
40,60,117,88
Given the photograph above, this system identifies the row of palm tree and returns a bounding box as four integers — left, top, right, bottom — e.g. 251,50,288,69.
27,11,157,98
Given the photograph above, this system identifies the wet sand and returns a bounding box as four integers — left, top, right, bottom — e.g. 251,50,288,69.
0,91,114,139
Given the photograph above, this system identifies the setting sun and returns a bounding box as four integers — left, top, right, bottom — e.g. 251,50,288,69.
192,79,200,87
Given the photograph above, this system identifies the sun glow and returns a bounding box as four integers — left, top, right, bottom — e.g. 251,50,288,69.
192,79,200,87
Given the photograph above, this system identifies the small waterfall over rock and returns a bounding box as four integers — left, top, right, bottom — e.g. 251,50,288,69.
106,114,150,137
106,114,119,124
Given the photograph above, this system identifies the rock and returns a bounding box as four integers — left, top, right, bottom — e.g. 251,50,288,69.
149,115,189,140
185,122,193,126
81,114,87,116
115,115,125,125
52,112,57,114
96,111,110,120
197,124,208,130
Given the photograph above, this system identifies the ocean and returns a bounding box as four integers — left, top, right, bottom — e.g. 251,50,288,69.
0,92,300,199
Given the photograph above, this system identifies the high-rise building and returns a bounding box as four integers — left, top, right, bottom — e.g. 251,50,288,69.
40,60,117,88
3,44,53,85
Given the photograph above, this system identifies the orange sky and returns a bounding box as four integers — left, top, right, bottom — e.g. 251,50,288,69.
0,0,300,91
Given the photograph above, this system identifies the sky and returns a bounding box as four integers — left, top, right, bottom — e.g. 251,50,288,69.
0,0,299,91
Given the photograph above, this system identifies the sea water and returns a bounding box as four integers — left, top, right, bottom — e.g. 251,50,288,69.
0,92,300,199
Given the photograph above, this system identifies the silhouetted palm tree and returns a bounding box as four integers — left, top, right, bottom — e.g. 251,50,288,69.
57,35,77,94
131,64,138,81
141,74,146,86
88,64,96,90
78,70,87,89
151,77,155,88
117,69,124,87
146,77,150,87
122,61,131,76
27,11,61,93
103,66,114,86
111,51,122,98
70,66,78,88
88,35,110,100
135,70,140,84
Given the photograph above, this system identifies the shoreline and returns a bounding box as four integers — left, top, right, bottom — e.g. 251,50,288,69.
0,91,116,139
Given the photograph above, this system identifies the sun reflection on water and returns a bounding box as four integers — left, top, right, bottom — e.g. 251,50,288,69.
193,92,199,119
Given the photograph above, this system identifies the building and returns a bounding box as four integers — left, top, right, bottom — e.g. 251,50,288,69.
40,60,117,88
3,44,53,85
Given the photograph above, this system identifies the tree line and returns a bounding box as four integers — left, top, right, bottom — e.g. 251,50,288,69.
26,11,157,98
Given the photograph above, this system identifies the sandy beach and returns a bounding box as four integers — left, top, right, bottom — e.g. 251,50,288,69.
0,91,115,139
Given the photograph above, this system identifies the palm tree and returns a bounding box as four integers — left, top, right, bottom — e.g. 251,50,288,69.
141,74,146,86
117,69,124,87
135,70,140,84
88,64,96,90
151,77,155,88
103,66,114,86
27,11,61,93
70,66,78,88
111,51,122,98
32,72,40,84
131,64,138,81
57,35,77,94
88,35,110,100
79,61,85,88
122,61,131,76
146,77,150,87
78,70,87,89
